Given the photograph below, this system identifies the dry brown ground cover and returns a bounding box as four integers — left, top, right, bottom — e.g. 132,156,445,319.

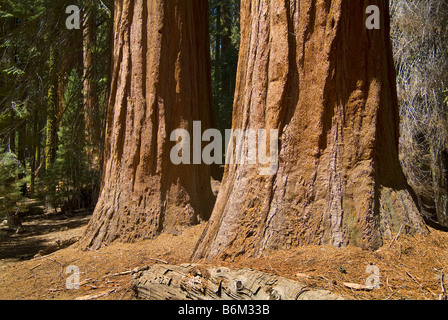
0,211,447,300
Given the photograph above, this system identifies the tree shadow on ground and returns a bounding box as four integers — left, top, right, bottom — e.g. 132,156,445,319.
0,210,92,261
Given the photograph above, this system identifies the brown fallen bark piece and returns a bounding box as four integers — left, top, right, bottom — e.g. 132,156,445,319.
343,283,373,291
133,264,344,300
295,273,312,279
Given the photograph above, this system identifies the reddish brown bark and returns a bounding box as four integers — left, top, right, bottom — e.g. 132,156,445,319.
80,0,216,249
193,0,427,261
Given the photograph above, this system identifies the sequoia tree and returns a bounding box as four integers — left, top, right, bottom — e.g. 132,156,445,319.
193,0,428,261
80,0,216,249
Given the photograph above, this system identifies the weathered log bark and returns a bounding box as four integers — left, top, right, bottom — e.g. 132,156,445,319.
193,0,427,261
133,264,343,300
79,0,216,249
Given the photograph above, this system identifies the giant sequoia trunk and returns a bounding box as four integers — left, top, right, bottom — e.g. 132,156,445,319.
193,0,427,261
80,0,215,249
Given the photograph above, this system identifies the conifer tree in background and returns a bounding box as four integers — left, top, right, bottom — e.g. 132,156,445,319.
0,0,113,213
209,0,240,134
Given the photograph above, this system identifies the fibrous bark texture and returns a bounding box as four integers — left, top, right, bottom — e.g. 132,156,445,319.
193,0,427,261
80,0,215,249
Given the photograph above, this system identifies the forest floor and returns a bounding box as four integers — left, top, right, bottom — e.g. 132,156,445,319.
0,204,448,300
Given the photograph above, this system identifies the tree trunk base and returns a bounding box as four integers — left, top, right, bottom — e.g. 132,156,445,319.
6,209,22,233
132,264,343,300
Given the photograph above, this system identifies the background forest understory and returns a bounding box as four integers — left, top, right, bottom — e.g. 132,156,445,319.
0,0,448,238
0,0,241,217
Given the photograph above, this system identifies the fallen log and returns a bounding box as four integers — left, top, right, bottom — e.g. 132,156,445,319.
133,264,344,300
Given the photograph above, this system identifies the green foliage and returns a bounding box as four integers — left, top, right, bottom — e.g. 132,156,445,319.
56,70,96,198
38,68,100,210
2,66,24,77
0,0,240,215
0,10,14,19
209,0,240,133
0,150,25,217
0,0,113,213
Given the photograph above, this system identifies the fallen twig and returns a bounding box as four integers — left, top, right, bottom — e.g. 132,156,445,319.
30,264,41,271
80,278,94,286
103,270,133,278
405,271,434,294
388,224,405,248
76,288,118,300
86,247,111,255
317,275,331,282
31,252,56,261
148,257,168,264
102,266,150,279
405,271,421,285
384,292,397,300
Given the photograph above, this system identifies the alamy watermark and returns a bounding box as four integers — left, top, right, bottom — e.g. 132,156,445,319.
65,265,80,290
66,4,380,31
365,264,380,289
366,5,380,30
65,5,80,30
170,122,279,176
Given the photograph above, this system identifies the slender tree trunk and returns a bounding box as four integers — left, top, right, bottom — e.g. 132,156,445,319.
80,0,216,249
30,109,38,195
17,121,26,182
44,46,60,211
83,5,101,166
45,46,58,171
193,0,427,261
8,112,15,154
215,5,222,63
220,8,233,99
